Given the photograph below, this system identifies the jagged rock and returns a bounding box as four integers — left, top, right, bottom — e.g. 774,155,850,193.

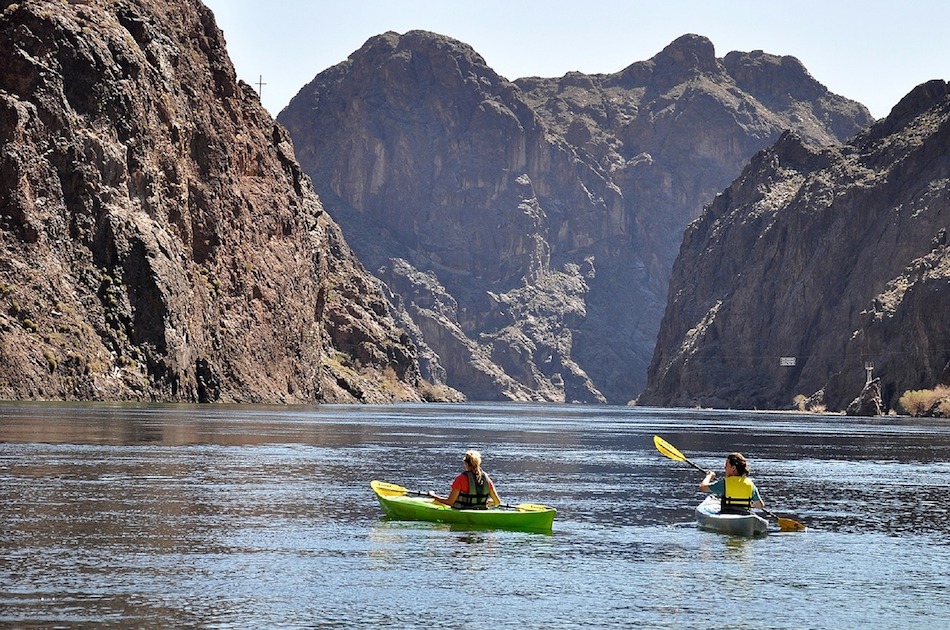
279,31,871,403
800,388,825,412
641,81,950,411
0,0,447,403
847,378,883,417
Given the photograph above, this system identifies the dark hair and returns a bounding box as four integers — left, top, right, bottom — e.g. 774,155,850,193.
727,452,749,476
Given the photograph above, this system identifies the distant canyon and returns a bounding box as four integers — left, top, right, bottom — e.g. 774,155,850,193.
1,1,946,413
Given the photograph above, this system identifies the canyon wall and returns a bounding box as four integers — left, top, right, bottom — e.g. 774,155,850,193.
279,31,872,403
640,81,950,411
0,0,440,403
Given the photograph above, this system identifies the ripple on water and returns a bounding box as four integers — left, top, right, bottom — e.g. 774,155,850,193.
2,403,950,628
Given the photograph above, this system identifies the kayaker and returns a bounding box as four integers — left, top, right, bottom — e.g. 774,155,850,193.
699,452,765,514
429,449,501,510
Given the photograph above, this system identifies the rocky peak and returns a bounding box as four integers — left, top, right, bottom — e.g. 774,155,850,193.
364,29,492,77
723,49,826,107
653,33,721,77
342,30,507,109
866,79,950,141
282,32,874,404
770,130,837,173
614,34,721,90
641,81,950,412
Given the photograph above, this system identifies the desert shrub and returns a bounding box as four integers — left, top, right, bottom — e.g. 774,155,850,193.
379,366,400,393
899,386,950,416
899,389,933,415
792,392,825,413
43,349,57,372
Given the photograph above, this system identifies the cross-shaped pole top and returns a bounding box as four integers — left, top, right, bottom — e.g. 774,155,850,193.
256,75,266,98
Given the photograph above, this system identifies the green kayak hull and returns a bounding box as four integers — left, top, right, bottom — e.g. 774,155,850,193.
371,482,555,532
695,495,768,537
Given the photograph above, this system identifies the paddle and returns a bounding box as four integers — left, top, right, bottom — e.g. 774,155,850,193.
371,480,551,512
652,436,806,532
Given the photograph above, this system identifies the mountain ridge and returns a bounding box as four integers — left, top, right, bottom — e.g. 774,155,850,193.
639,79,950,411
279,30,873,403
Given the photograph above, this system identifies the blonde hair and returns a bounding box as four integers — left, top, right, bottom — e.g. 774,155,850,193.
464,449,484,480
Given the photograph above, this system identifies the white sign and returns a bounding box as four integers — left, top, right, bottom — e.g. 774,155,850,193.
780,357,796,367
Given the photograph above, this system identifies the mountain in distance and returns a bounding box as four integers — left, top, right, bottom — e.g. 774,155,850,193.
0,0,444,403
639,80,950,412
278,31,873,404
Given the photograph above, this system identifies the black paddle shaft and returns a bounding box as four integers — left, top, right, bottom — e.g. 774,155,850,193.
682,457,708,474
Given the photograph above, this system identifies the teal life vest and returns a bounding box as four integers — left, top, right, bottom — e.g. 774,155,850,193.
452,471,490,509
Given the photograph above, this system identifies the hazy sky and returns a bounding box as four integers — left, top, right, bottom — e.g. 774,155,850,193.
203,0,949,120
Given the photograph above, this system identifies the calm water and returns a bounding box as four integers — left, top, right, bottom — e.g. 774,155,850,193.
1,402,949,629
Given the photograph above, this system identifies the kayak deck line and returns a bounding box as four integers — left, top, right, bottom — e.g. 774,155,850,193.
371,480,556,533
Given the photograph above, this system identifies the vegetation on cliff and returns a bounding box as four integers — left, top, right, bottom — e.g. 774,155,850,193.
899,386,950,418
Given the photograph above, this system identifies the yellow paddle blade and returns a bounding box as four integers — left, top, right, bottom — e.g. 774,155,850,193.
777,517,807,532
515,503,551,512
371,480,409,496
761,506,806,532
653,435,686,462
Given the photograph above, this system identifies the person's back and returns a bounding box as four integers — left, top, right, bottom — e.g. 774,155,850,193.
429,449,501,509
699,452,763,514
721,475,756,513
452,469,491,509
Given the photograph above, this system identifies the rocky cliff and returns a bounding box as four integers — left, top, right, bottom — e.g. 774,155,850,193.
0,0,439,403
640,80,950,411
279,31,872,403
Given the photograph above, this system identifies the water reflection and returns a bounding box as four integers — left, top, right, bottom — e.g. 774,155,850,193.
1,402,950,628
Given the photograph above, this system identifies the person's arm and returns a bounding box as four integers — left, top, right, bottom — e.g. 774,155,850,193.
430,474,464,506
429,488,460,506
698,471,717,492
752,486,764,509
487,481,501,507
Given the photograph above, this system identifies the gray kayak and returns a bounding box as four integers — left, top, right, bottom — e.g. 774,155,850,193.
695,495,768,536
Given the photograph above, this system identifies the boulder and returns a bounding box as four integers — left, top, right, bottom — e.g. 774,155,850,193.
846,379,884,417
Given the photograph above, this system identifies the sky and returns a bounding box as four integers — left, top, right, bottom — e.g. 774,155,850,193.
203,0,949,120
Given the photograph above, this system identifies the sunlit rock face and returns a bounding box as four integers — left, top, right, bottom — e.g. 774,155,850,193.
0,0,437,403
280,31,871,403
641,80,950,412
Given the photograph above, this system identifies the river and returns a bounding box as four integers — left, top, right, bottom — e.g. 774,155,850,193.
1,401,948,628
